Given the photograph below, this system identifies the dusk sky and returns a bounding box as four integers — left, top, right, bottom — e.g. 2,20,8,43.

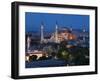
25,12,89,33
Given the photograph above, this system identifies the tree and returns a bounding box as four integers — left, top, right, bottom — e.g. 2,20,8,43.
60,40,68,48
43,46,54,57
57,47,70,61
38,56,47,60
72,47,89,65
29,55,37,62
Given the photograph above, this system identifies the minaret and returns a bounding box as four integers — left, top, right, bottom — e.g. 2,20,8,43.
55,22,58,43
70,27,72,32
41,22,44,43
82,27,86,42
27,36,31,53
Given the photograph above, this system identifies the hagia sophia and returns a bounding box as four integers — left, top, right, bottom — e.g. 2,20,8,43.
25,22,88,61
39,22,77,44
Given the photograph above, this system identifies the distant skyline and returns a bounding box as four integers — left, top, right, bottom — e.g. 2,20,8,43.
25,12,89,33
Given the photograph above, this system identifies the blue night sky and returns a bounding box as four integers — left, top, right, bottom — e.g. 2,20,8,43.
25,12,89,33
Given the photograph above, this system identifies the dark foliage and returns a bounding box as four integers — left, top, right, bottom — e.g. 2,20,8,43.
29,55,37,61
